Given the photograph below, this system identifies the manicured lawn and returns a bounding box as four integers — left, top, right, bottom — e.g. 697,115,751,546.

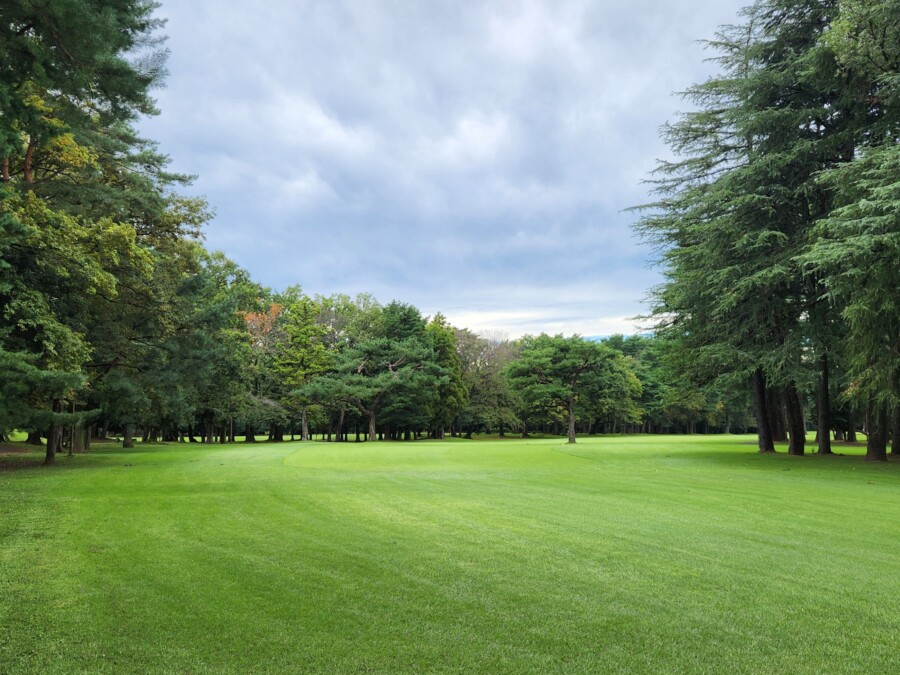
1,435,898,673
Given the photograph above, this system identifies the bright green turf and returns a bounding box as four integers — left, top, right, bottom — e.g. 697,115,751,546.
1,435,898,673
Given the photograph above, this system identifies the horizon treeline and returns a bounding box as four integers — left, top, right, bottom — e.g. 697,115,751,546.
2,0,897,463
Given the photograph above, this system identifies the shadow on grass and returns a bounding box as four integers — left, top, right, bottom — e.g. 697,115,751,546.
0,439,190,473
0,437,307,473
675,445,900,478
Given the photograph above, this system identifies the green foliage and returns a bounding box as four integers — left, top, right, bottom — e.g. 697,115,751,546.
308,335,445,440
507,334,637,442
456,329,520,436
0,346,82,435
425,313,468,436
634,0,899,452
802,144,900,407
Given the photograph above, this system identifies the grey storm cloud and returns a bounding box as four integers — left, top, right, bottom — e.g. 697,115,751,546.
142,0,748,336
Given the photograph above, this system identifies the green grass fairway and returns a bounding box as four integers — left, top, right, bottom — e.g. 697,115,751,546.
2,436,899,673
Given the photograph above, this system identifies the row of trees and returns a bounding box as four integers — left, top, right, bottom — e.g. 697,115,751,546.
0,0,654,458
0,0,758,464
3,0,894,463
635,0,899,460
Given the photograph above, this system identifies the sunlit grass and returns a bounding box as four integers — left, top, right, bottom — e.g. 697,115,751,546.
1,435,898,673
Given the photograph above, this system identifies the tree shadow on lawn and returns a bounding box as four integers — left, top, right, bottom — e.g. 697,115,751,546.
676,443,900,479
0,440,186,473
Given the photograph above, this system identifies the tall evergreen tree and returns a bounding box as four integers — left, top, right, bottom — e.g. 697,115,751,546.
635,0,883,456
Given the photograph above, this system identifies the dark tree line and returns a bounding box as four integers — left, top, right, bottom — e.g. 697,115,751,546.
635,0,899,460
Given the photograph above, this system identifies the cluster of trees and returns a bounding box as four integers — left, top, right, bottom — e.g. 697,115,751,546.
5,0,894,464
636,0,899,459
0,0,212,461
1,0,764,464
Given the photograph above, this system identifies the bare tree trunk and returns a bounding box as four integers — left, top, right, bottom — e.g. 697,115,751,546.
866,404,888,462
301,407,309,441
847,409,858,442
26,430,42,445
752,369,775,452
766,387,787,442
73,424,85,453
891,405,900,456
123,423,135,449
817,353,832,454
45,399,63,464
567,400,576,444
785,383,805,456
23,138,35,185
368,412,376,441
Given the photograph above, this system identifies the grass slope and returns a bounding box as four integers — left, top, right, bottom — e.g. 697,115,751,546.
1,435,898,673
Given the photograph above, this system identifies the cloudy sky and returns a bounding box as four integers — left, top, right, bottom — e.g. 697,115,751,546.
142,0,748,337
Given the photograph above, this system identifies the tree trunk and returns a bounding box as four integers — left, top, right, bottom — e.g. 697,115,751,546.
23,137,35,184
244,422,255,443
817,353,832,454
766,387,787,443
890,405,900,456
866,404,888,461
123,423,135,449
567,400,576,444
301,407,309,441
336,409,345,442
368,412,376,441
751,369,775,452
26,430,42,445
44,399,63,464
785,383,805,456
72,424,85,453
847,410,858,442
